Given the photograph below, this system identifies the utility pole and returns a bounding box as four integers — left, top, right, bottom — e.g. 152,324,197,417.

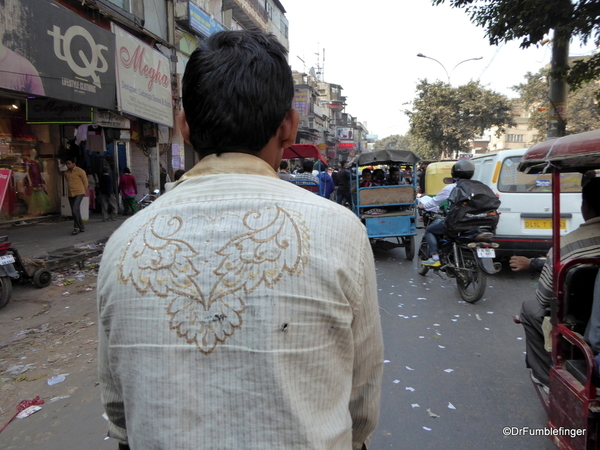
547,28,570,139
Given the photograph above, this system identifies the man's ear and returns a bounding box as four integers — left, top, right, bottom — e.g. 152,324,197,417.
177,110,191,145
279,109,299,149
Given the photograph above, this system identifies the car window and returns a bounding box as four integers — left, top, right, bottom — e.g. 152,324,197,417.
498,156,582,193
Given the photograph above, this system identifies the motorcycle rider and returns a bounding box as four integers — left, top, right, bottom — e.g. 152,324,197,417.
418,159,475,267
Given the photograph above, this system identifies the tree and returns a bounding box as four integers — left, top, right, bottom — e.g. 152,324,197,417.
405,80,514,159
513,66,600,138
433,0,600,137
373,134,432,159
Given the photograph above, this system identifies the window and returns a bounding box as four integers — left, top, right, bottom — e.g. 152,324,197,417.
506,134,524,143
107,0,131,11
498,156,582,193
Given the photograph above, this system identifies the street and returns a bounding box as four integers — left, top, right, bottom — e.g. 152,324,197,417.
0,231,555,449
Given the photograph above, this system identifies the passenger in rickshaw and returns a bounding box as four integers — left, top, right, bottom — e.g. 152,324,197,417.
518,178,600,389
372,168,386,186
385,167,400,185
360,168,373,187
294,160,320,185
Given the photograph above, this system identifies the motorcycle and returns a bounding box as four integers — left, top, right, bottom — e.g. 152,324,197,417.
417,210,500,303
138,189,160,209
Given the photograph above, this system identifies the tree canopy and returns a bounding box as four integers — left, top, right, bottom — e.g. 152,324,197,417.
433,0,600,92
512,65,600,138
372,134,431,159
406,80,514,159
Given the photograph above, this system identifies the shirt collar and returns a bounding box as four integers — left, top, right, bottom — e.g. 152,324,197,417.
176,153,279,187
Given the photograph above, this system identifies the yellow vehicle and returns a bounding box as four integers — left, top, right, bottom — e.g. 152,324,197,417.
423,161,455,196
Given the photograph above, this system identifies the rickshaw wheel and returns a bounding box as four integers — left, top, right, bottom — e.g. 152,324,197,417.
33,269,52,288
405,236,415,260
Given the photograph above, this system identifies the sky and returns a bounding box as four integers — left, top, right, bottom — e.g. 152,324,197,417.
284,0,598,140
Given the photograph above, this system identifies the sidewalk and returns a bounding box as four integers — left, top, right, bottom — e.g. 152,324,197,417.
0,213,126,259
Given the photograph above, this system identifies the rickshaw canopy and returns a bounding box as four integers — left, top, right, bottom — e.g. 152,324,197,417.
518,129,600,174
352,149,420,167
283,144,327,165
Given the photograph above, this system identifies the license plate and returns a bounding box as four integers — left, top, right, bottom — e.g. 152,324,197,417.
0,254,15,265
477,248,495,258
524,219,566,230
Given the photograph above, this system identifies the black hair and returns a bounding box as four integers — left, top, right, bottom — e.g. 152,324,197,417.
362,168,371,175
123,167,131,174
174,169,186,181
182,30,293,158
302,160,314,173
582,177,600,216
279,160,288,170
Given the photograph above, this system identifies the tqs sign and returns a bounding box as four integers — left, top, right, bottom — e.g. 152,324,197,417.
48,25,110,90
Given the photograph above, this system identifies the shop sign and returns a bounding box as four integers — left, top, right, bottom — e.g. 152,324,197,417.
26,99,92,124
337,128,353,139
293,90,309,116
338,141,354,149
93,110,131,129
0,170,11,209
0,0,116,109
189,3,225,38
113,24,174,128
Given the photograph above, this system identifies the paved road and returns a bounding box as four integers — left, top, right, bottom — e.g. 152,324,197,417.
0,230,556,449
369,235,555,450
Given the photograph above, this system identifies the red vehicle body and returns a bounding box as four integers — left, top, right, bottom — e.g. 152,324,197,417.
519,129,600,450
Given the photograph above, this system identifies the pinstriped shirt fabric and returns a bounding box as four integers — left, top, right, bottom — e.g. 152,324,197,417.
97,153,383,450
536,216,600,309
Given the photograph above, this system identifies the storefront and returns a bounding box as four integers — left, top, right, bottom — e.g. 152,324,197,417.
0,0,118,222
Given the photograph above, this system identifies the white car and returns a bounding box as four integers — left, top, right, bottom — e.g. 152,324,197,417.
471,148,584,258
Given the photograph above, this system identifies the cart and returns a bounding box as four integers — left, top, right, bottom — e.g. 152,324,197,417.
352,149,420,259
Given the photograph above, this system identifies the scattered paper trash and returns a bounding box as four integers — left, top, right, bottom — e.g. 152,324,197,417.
438,345,445,349
475,314,482,321
448,402,456,410
16,405,42,419
47,374,68,386
49,395,70,402
444,369,454,373
427,408,440,418
393,380,400,384
423,427,432,431
411,404,420,408
384,360,390,364
406,366,414,371
487,311,494,315
406,387,415,392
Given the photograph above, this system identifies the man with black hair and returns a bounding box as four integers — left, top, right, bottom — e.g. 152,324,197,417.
61,158,88,235
277,160,293,181
519,178,600,390
98,30,383,450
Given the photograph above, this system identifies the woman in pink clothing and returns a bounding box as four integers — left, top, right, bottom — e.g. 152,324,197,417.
118,167,137,215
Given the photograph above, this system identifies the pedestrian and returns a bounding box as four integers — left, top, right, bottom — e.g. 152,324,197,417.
98,30,383,450
98,167,118,221
118,167,137,215
159,163,170,194
61,158,88,235
174,169,186,181
337,160,352,207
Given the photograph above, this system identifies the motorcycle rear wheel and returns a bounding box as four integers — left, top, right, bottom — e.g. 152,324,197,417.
456,253,487,303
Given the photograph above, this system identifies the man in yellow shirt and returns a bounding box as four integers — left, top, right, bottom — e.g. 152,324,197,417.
63,159,88,235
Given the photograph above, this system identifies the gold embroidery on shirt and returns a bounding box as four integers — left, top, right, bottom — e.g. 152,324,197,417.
118,206,309,354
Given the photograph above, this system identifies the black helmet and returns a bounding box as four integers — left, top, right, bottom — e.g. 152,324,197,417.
451,160,475,179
